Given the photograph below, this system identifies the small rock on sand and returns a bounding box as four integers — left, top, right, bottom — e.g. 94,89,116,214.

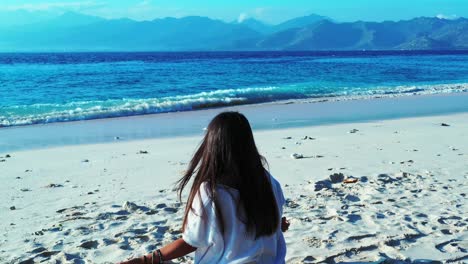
123,201,139,212
81,159,89,163
440,123,450,127
329,173,345,183
5,154,11,158
348,129,359,134
10,206,16,210
45,183,64,188
291,153,304,159
138,150,149,154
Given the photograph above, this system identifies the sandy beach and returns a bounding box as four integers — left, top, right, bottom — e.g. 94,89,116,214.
1,108,467,263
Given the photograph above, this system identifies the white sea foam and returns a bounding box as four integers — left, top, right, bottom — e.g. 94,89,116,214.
1,83,467,127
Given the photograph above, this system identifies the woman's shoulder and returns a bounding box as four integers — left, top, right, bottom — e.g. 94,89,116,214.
266,170,282,188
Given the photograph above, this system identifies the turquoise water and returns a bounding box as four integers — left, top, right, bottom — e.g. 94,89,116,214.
1,51,468,127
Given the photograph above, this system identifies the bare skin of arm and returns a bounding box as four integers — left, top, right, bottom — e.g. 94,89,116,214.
118,238,196,264
281,217,290,232
120,217,288,263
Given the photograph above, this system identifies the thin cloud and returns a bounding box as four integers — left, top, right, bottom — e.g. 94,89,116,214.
436,14,458,20
238,12,248,23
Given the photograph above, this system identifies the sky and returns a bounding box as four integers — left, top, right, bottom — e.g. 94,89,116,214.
1,0,467,24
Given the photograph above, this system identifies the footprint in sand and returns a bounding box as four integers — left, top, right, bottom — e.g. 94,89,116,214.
347,214,362,223
79,240,98,250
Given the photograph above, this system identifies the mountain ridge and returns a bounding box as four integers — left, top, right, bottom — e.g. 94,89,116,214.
0,12,466,51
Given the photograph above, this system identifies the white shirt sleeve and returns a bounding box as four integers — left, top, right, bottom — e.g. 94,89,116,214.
182,183,218,248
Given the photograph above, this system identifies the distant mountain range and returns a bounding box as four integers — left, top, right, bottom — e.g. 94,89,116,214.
0,11,467,51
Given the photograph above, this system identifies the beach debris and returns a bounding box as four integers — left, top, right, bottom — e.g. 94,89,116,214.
5,154,11,158
81,159,89,163
302,136,315,140
123,201,139,212
329,173,345,183
346,234,377,241
440,123,450,127
0,159,5,162
285,199,300,208
348,129,359,134
45,183,64,188
138,150,149,154
16,177,21,179
10,206,16,210
25,169,32,172
344,178,359,184
291,153,304,159
283,136,292,139
20,188,31,192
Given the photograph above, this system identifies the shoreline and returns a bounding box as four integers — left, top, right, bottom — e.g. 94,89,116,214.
1,112,467,263
2,83,468,129
1,92,468,153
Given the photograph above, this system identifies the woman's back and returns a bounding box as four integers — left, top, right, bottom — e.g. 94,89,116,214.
183,173,286,264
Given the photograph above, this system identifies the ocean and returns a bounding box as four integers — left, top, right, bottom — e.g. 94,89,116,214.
1,51,468,127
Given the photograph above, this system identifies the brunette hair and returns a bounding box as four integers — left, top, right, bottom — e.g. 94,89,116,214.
176,111,279,238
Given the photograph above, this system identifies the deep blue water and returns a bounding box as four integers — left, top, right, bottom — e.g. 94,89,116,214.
1,51,468,127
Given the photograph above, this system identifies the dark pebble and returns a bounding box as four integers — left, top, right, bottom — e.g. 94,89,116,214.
329,173,345,183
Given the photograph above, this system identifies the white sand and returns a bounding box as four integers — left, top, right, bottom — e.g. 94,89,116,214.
1,113,467,263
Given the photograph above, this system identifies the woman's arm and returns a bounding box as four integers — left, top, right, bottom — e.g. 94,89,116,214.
119,238,196,264
281,217,290,232
159,238,197,260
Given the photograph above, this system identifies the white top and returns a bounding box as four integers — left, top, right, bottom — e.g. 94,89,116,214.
182,173,286,264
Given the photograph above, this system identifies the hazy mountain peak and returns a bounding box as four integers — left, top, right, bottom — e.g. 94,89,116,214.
44,11,104,27
235,18,271,34
0,13,466,51
274,14,331,30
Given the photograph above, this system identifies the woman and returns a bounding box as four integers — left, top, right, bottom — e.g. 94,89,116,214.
120,111,289,264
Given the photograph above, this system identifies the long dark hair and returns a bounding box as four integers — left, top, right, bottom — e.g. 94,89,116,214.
176,111,279,238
